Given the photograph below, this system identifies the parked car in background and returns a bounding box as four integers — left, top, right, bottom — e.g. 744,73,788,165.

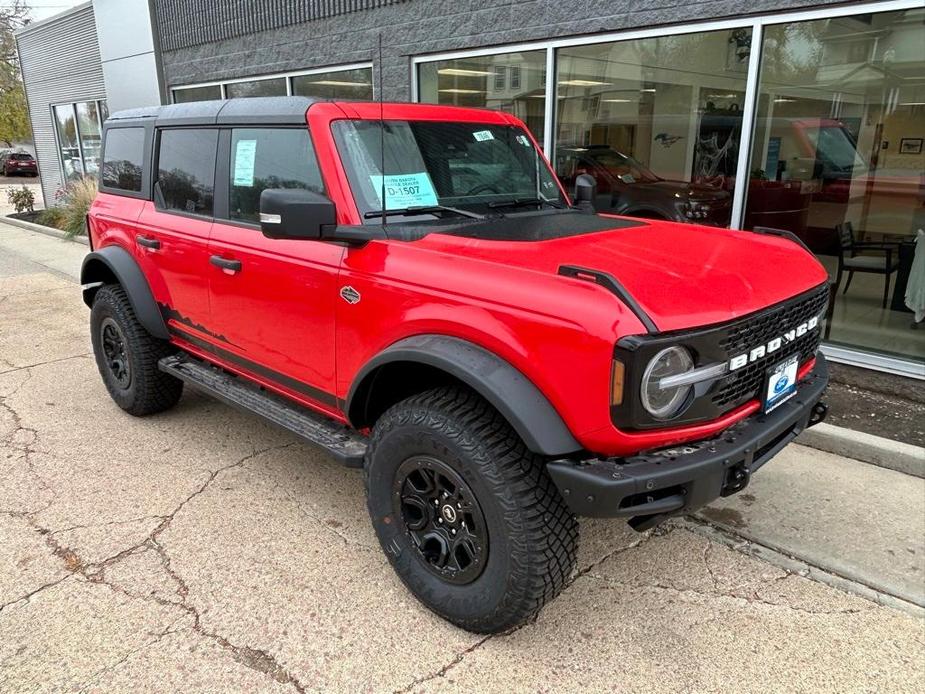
0,152,38,177
556,145,731,226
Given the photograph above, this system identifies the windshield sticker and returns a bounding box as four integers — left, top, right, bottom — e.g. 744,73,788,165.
369,172,439,210
233,140,257,187
515,134,531,147
473,130,494,142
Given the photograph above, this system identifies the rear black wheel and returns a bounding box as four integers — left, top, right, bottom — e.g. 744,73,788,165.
90,284,183,416
365,386,578,633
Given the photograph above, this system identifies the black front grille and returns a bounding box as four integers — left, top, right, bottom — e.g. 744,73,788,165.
711,285,829,409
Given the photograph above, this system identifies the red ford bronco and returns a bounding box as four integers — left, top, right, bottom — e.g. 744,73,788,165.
83,97,829,633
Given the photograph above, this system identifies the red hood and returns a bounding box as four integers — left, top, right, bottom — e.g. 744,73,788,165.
417,217,829,333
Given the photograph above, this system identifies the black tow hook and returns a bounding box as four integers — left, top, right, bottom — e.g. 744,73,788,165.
808,401,828,428
721,463,751,497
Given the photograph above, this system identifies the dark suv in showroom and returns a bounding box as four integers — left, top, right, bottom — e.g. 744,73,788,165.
557,145,731,226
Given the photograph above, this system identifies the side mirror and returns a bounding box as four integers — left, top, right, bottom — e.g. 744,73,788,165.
574,173,597,211
259,188,336,240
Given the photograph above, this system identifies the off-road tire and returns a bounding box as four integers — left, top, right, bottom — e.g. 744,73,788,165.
90,284,183,416
365,386,578,633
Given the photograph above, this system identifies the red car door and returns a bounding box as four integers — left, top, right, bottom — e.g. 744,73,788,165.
134,128,218,339
206,127,343,413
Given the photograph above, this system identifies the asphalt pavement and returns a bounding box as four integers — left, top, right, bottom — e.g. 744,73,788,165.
1,222,923,693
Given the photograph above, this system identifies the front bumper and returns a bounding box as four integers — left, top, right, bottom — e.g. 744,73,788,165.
547,354,829,530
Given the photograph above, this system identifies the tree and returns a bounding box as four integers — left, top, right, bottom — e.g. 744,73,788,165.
0,1,32,148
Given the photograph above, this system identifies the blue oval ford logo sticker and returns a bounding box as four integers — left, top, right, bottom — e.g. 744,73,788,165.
773,375,789,394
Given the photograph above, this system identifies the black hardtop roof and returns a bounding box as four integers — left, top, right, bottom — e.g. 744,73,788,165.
105,96,326,128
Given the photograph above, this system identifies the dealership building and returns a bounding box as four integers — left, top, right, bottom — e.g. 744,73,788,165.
16,0,925,378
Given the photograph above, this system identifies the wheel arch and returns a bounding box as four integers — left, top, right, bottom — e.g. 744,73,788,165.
81,246,169,340
346,335,582,457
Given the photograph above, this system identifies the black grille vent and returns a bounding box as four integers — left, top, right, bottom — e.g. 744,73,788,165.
712,286,829,409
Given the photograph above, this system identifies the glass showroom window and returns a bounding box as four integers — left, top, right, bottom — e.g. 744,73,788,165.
418,50,548,146
75,102,102,175
556,29,753,227
173,84,222,103
225,77,287,99
53,99,107,181
291,67,373,99
744,9,925,362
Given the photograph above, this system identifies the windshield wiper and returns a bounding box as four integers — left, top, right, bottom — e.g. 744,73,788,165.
363,205,484,220
487,197,564,210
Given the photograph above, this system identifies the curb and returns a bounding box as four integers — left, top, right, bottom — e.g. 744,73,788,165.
1,215,89,246
797,422,924,478
683,518,925,618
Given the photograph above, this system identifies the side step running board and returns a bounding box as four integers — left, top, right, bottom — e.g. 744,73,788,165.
159,355,367,467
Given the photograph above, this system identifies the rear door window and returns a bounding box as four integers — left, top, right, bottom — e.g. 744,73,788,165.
227,128,324,223
101,127,145,192
156,128,218,216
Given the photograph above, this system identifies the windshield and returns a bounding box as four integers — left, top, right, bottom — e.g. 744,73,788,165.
804,126,867,172
587,149,659,184
332,120,565,222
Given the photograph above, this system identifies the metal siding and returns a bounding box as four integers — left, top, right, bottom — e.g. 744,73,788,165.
16,5,106,206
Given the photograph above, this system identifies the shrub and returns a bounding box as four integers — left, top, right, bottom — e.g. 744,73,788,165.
36,205,66,230
57,176,98,238
7,185,35,214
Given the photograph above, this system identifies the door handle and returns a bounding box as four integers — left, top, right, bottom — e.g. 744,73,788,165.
210,255,242,273
136,235,160,250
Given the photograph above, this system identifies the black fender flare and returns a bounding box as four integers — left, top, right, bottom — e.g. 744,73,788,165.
80,246,169,340
347,335,583,456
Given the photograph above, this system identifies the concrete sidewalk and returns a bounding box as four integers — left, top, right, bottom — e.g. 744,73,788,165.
698,444,925,609
2,221,923,692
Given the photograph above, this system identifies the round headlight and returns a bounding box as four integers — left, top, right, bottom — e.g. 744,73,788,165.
640,346,694,420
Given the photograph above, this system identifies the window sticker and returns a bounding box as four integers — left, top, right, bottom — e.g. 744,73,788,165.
233,139,258,186
369,172,439,209
473,130,494,142
515,134,531,147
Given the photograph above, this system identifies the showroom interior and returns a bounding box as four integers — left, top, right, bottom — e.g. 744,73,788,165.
16,0,924,378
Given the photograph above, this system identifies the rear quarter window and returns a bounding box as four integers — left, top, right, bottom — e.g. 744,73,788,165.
101,128,145,192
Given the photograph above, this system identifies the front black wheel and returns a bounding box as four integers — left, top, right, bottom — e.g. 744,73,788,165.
90,284,183,416
365,387,578,633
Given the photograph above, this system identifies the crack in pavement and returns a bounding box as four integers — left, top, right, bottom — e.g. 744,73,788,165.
393,635,493,694
582,571,875,616
0,574,70,614
0,367,60,513
2,441,308,693
0,352,93,376
73,621,184,694
390,524,664,693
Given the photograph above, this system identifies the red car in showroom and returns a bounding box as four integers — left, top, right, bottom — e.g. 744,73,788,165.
82,97,829,633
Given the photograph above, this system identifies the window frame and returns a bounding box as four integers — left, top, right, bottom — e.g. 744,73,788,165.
98,124,152,199
50,98,109,185
152,126,221,221
170,62,374,104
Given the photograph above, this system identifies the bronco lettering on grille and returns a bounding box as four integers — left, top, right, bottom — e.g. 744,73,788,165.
728,316,819,371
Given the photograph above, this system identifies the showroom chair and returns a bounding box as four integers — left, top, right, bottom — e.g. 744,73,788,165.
834,221,900,309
